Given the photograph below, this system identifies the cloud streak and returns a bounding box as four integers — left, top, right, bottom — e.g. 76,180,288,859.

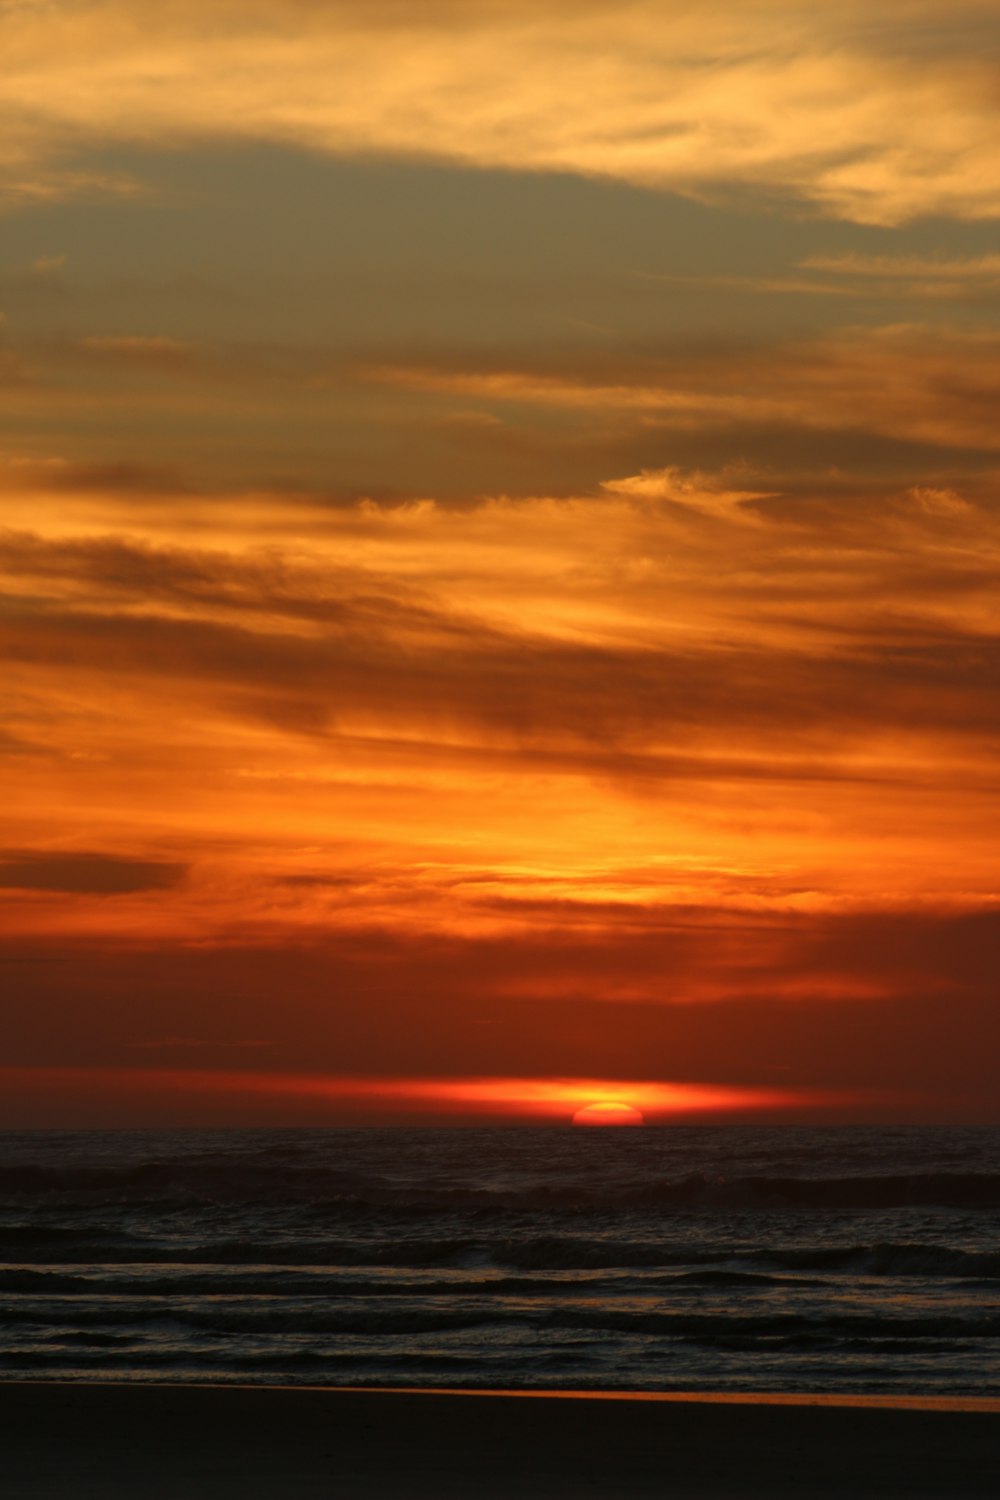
1,468,997,978
367,325,1000,457
4,2,1000,223
0,849,187,894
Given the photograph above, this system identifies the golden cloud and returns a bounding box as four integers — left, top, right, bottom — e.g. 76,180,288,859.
2,1,1000,223
0,463,997,958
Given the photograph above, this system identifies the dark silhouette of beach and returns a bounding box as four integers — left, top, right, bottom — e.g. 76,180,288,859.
2,1384,998,1498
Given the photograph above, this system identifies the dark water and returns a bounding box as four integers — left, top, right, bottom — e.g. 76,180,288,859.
0,1127,998,1394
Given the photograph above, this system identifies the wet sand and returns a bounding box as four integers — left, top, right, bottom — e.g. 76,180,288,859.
1,1383,998,1498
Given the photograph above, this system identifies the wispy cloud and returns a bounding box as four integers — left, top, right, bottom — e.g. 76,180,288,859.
801,254,1000,281
79,335,196,367
1,467,996,967
366,324,1000,455
3,1,1000,223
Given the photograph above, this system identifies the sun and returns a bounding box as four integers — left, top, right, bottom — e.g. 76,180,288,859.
572,1100,645,1127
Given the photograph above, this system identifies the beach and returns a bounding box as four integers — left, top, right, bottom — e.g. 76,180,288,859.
2,1384,998,1499
3,1130,998,1495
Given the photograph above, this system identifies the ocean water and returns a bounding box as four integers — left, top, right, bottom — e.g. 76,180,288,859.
0,1126,998,1395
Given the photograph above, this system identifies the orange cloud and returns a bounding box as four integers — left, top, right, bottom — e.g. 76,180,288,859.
366,325,1000,455
1,457,997,1121
6,315,1000,500
3,2,1000,223
1,469,996,949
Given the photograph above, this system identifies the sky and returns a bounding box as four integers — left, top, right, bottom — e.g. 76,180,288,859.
1,0,998,1126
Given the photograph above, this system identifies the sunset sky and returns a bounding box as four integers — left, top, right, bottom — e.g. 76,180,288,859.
1,0,997,1125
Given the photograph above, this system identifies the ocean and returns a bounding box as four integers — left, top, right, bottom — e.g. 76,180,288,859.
1,1126,998,1395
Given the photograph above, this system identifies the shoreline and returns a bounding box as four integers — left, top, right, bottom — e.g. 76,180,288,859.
6,1378,998,1412
340,1384,1000,1412
2,1380,998,1497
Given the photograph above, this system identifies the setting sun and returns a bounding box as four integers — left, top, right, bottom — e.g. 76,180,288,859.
572,1101,645,1127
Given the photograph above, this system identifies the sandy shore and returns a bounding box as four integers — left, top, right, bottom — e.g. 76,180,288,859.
1,1383,998,1498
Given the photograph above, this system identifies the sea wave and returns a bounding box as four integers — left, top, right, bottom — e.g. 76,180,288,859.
2,1129,998,1397
3,1162,1000,1210
1,1238,998,1278
2,1299,996,1345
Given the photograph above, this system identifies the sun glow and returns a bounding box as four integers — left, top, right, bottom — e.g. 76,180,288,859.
0,1068,852,1127
572,1101,645,1126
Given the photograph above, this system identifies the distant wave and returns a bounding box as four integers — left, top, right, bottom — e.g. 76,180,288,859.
2,1235,999,1279
3,1162,999,1211
3,1300,996,1342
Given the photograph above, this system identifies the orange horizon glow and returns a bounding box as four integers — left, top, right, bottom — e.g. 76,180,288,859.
0,1068,874,1127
